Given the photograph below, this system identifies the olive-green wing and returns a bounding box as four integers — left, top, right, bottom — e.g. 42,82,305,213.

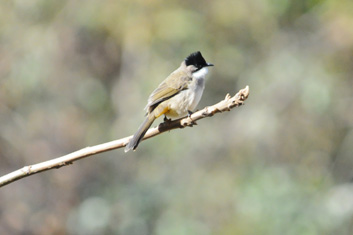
146,70,192,112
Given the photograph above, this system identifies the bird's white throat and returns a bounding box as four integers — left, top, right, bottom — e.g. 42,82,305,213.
192,67,209,79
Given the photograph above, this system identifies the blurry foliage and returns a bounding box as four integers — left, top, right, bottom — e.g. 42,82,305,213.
1,0,353,234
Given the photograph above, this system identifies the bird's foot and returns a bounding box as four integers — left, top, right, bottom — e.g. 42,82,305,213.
186,110,197,126
163,115,172,123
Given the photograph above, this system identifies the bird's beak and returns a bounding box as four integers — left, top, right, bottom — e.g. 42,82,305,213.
206,63,214,67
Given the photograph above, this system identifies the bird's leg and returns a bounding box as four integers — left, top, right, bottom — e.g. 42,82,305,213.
187,110,197,126
164,115,172,123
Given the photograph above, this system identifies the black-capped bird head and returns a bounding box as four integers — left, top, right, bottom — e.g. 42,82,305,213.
185,51,214,71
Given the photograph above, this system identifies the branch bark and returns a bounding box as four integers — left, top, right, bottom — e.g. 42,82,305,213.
0,86,250,187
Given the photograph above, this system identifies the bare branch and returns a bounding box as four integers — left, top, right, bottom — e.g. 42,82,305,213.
0,86,249,187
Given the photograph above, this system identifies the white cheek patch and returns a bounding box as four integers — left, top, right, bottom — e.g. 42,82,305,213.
192,67,209,79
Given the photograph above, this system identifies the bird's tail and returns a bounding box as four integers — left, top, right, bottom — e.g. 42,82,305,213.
125,114,155,152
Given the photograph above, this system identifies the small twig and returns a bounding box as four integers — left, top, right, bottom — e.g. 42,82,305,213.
0,86,249,187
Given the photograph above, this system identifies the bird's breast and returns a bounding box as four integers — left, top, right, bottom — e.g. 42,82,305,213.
165,77,205,118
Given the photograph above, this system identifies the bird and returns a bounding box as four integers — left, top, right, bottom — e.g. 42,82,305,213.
125,51,214,152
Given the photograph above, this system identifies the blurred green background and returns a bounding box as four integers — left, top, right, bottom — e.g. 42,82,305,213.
1,0,353,234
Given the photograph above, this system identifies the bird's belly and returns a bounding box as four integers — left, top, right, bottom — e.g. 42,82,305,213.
166,82,204,118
